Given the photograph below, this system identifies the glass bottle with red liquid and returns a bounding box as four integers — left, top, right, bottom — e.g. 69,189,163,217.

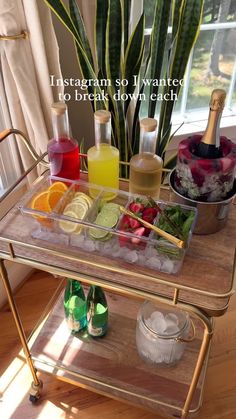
48,102,80,181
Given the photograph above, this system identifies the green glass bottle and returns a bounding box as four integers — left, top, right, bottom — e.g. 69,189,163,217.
87,285,108,337
64,279,87,333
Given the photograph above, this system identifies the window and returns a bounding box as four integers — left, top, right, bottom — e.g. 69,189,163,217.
143,0,236,125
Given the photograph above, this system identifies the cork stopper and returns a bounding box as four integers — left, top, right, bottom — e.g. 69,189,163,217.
51,102,67,115
210,89,226,111
140,118,157,132
94,110,111,124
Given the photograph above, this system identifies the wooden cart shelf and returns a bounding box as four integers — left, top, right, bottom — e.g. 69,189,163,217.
0,169,235,419
29,287,208,418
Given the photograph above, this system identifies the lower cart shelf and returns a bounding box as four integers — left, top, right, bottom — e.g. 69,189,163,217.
29,289,209,418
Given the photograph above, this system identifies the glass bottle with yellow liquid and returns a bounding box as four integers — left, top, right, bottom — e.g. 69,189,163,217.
87,110,119,200
129,118,163,198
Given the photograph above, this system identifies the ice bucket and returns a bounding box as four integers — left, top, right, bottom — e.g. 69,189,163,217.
169,169,236,234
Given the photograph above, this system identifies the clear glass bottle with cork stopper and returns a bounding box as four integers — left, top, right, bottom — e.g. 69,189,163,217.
87,110,119,200
47,102,80,180
129,118,163,198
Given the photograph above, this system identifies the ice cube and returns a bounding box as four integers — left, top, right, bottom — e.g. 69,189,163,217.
165,317,180,335
138,254,146,265
112,243,122,258
148,311,167,334
83,239,96,252
146,256,161,270
161,259,174,274
145,247,157,258
70,234,85,248
165,313,179,325
101,241,112,255
124,250,138,263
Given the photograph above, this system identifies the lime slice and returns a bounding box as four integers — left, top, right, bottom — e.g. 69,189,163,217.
89,227,109,240
59,211,78,233
102,203,120,214
96,212,119,228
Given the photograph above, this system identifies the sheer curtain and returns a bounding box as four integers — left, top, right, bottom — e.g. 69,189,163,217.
0,0,63,176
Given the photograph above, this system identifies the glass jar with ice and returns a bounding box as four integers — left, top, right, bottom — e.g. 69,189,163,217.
136,301,192,366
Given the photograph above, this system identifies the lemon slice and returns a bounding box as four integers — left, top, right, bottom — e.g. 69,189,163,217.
73,192,93,207
64,201,88,218
59,211,78,233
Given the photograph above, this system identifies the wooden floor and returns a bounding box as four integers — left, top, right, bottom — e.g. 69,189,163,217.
0,270,236,419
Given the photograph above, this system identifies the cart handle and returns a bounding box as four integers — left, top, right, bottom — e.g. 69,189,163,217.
0,128,49,167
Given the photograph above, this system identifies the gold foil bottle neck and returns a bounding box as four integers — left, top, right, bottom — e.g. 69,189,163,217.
209,89,226,111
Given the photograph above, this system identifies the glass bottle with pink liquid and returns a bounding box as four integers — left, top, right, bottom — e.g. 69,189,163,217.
48,102,80,181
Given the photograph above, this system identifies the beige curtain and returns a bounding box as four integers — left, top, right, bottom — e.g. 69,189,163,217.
0,0,63,176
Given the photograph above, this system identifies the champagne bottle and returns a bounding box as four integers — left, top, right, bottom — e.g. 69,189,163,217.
64,279,87,333
87,285,108,337
195,89,226,159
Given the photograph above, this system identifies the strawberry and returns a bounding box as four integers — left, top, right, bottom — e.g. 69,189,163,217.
119,231,130,247
131,227,145,244
198,159,213,173
129,217,141,229
119,215,130,230
191,167,205,187
129,202,144,214
142,207,158,223
144,228,151,236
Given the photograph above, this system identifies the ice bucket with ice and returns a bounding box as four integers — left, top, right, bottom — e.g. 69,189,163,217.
136,301,193,366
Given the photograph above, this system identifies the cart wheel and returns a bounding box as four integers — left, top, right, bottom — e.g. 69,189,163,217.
29,394,40,404
29,379,43,403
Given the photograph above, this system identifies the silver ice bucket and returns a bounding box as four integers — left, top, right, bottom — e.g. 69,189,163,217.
169,169,236,234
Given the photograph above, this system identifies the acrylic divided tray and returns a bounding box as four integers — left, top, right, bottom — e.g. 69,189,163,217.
18,174,197,275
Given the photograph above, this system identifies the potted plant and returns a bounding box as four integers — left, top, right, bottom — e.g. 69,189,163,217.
44,0,204,177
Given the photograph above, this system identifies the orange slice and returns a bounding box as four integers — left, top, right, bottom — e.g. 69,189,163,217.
48,181,68,193
31,191,50,213
48,189,65,211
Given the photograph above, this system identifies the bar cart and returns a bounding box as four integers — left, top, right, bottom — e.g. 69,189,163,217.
0,129,235,419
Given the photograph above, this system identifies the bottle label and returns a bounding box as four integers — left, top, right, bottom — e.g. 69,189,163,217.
66,314,81,332
87,322,105,337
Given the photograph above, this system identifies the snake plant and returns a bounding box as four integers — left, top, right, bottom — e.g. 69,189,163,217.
44,0,203,176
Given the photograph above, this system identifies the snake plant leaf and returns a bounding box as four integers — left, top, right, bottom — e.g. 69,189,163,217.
112,96,128,177
131,82,145,153
74,42,105,110
44,0,106,110
44,0,79,40
172,0,184,43
122,0,132,55
148,0,171,118
69,0,94,67
164,152,177,170
106,0,122,89
158,0,203,157
96,0,108,78
123,13,145,115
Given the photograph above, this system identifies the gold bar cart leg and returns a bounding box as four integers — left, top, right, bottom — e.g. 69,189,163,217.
181,318,213,419
0,259,42,400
